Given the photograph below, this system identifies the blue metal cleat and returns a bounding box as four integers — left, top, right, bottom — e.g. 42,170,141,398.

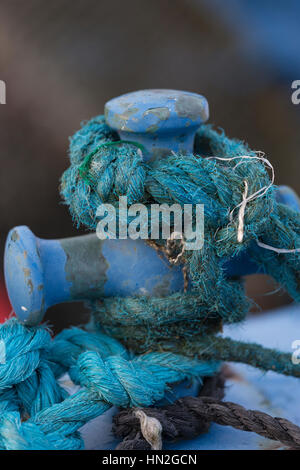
105,89,209,160
3,89,300,324
5,89,209,325
4,228,184,325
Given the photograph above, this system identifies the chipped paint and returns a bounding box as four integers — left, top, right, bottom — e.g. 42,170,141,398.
22,267,34,294
60,234,108,300
175,93,208,122
143,107,170,121
11,230,19,242
105,89,209,160
105,105,139,132
5,91,210,324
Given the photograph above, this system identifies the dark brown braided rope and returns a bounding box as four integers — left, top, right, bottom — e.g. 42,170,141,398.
113,373,300,450
113,373,226,450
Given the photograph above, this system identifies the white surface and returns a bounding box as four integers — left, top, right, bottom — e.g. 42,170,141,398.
70,304,300,450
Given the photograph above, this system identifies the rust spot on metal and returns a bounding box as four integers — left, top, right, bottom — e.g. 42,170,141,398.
143,107,170,121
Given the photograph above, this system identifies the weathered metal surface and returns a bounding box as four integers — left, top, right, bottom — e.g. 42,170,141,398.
4,226,185,324
105,89,209,160
4,227,109,324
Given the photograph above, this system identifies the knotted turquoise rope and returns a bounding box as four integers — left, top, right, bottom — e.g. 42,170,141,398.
0,319,218,450
61,117,300,352
1,318,300,450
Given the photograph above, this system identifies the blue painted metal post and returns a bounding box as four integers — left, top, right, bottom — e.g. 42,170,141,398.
4,227,185,324
4,90,209,325
105,89,209,160
4,89,300,325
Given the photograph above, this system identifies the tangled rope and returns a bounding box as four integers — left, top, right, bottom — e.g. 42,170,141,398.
1,318,300,449
61,116,300,354
0,319,218,450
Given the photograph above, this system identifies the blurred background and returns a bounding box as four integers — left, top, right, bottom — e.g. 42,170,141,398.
0,0,299,329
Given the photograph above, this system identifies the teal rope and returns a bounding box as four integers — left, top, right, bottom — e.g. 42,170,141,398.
159,335,300,378
78,140,146,184
61,117,300,352
0,319,299,450
0,319,219,450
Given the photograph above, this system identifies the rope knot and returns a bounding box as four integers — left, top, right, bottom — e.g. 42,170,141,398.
75,352,168,407
76,351,219,408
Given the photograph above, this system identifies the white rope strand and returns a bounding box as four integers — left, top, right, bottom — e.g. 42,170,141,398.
237,180,248,243
209,152,300,253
